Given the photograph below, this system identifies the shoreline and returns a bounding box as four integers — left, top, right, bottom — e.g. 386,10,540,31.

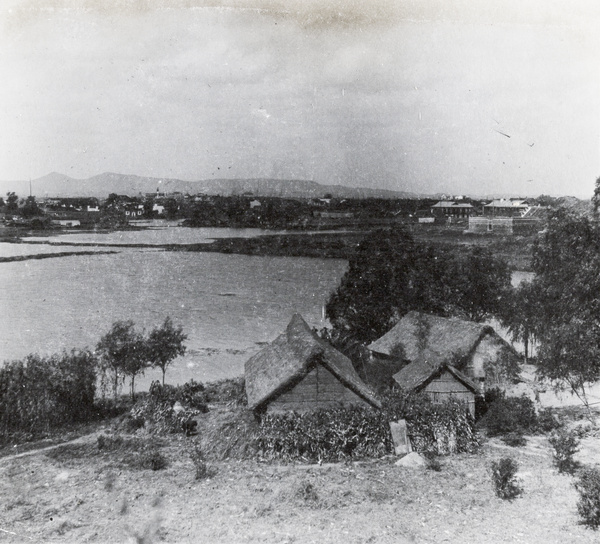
1,225,535,270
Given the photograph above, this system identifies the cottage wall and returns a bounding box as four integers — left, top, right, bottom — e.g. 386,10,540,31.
422,370,475,416
266,365,368,413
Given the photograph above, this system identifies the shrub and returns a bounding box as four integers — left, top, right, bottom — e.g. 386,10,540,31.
426,455,443,472
296,480,319,503
491,457,522,500
537,408,561,433
255,405,391,462
548,428,580,474
382,388,480,455
575,467,600,529
0,350,98,435
149,380,209,411
128,394,203,435
501,432,527,447
190,444,209,480
482,395,537,436
138,448,168,471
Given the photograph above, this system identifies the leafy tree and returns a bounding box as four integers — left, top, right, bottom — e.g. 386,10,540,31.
531,210,600,421
96,320,148,400
325,227,512,343
445,246,511,322
6,192,18,214
143,196,155,217
164,197,179,218
500,280,540,362
147,317,187,385
20,196,41,218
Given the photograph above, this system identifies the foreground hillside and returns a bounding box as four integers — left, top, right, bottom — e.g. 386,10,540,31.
1,406,599,544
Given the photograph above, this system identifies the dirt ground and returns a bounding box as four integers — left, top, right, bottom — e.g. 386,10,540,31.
1,418,599,544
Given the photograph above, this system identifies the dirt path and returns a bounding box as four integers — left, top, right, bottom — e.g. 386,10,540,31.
0,430,104,464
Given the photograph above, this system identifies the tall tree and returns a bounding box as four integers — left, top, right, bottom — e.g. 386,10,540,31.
445,246,512,322
96,320,148,400
147,317,187,385
325,227,512,343
500,280,540,362
531,210,600,420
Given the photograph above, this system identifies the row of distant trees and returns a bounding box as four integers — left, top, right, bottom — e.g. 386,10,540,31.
0,192,41,218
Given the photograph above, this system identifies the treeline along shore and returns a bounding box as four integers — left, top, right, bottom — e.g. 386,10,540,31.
3,226,535,270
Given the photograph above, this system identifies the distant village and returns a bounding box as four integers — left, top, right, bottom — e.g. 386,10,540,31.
0,188,572,233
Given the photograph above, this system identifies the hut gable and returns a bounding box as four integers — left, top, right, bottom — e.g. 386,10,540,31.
245,314,381,412
393,352,479,394
393,353,479,415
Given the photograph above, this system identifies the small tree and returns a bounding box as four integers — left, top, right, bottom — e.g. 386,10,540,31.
96,320,148,400
147,317,187,386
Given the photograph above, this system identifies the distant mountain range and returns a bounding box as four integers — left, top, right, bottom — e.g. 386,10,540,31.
0,172,421,200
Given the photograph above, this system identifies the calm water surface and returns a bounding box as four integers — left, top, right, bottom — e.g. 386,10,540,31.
0,250,348,388
25,226,281,246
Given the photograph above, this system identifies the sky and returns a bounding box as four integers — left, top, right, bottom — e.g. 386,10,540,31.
0,0,599,197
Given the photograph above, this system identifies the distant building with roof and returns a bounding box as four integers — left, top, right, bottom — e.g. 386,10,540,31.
483,198,529,217
431,201,475,218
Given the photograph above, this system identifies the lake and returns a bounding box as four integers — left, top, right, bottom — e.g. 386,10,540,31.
0,225,535,392
0,248,348,388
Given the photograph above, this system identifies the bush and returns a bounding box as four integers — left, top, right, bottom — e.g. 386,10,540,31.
190,443,210,480
0,350,98,435
537,408,561,433
382,389,480,455
138,448,168,471
548,428,580,474
148,377,246,409
501,432,527,447
482,395,537,437
491,457,522,500
575,467,600,529
255,405,391,462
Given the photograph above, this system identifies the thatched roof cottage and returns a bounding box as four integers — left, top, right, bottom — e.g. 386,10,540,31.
393,350,480,416
245,314,381,413
367,311,520,391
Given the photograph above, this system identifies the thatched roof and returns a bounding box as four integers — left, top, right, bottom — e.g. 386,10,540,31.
245,314,381,411
393,350,479,394
367,311,507,364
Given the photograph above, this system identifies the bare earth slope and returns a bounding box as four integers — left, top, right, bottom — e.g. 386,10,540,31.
1,423,599,544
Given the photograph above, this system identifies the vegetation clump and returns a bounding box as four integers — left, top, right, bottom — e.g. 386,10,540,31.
480,393,538,437
575,467,600,529
255,406,391,463
491,457,522,500
189,443,213,480
0,350,97,437
501,432,527,447
382,388,480,455
548,428,580,474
